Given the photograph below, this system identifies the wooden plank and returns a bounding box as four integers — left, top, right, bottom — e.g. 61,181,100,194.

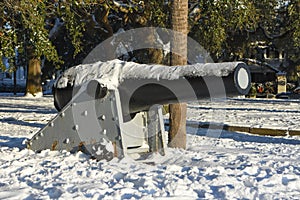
249,127,287,136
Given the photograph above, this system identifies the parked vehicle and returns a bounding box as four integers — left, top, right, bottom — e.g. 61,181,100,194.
275,87,300,99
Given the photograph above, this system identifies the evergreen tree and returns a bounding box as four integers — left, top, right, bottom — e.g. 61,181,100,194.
1,0,299,92
0,0,60,96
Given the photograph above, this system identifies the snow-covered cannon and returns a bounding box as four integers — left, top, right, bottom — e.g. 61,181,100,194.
27,59,251,160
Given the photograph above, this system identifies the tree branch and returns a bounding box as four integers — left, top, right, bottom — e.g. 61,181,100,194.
258,23,293,40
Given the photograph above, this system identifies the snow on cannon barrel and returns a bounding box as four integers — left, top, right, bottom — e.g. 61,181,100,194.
27,59,251,160
53,60,251,114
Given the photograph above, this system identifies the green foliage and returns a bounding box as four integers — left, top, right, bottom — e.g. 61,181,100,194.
21,0,60,60
56,1,86,57
189,0,258,59
145,1,171,27
189,0,299,63
0,0,19,70
0,0,299,73
0,29,18,70
288,0,300,47
0,0,61,71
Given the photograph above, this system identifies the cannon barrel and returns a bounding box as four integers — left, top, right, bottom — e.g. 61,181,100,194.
53,60,251,114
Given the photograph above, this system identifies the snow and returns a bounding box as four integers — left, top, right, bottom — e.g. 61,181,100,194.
55,59,242,90
1,94,300,199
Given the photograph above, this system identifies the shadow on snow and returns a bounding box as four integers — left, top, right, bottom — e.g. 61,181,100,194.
0,135,27,149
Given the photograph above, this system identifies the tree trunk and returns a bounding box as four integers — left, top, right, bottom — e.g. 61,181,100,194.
13,68,17,95
25,58,43,97
168,0,188,149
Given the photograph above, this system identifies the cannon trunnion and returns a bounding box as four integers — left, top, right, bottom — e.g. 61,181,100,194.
28,60,251,160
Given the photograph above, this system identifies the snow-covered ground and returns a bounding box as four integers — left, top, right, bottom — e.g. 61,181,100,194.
1,94,300,199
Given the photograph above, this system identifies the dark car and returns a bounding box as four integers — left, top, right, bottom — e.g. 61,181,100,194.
275,87,300,99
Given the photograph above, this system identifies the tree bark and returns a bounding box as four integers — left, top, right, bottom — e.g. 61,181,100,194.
168,0,188,149
25,58,43,97
13,68,17,95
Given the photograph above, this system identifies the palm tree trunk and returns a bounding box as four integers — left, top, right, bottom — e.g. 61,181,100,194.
168,0,188,149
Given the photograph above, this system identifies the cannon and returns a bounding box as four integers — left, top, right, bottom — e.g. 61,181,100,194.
27,59,251,160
